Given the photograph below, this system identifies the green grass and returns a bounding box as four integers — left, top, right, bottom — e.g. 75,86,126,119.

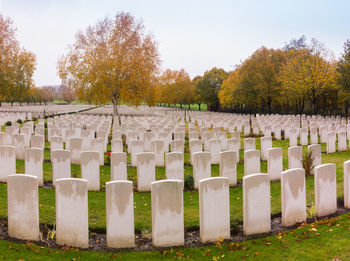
0,212,349,260
2,117,350,259
5,133,350,233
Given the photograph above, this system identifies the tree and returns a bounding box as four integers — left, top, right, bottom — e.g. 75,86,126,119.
0,14,36,105
157,69,194,108
240,47,286,114
218,69,242,110
194,67,228,111
58,12,160,121
280,39,337,114
337,40,350,115
59,85,76,104
283,35,307,51
6,49,36,105
40,86,55,105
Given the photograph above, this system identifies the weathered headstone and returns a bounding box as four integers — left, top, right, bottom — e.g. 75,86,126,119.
25,147,44,186
267,147,283,181
152,140,165,167
13,133,25,160
189,139,202,164
344,160,350,209
209,139,221,164
106,180,134,248
288,146,302,169
314,164,337,217
151,180,184,247
327,131,336,153
192,152,211,189
308,144,321,172
199,177,230,242
111,139,123,153
137,152,155,192
219,151,237,186
243,173,270,235
165,152,184,181
338,131,347,151
55,178,89,248
7,174,39,241
281,168,306,226
111,152,127,181
69,138,82,165
81,151,100,191
244,149,260,176
244,138,255,151
260,136,272,161
52,150,71,185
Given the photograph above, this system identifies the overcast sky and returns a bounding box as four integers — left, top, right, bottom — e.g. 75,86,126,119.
1,0,350,86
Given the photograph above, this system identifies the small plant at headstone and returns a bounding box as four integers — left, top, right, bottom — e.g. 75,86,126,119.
46,225,56,241
306,202,316,219
141,229,151,239
302,150,314,177
104,152,111,165
184,175,194,190
16,119,22,124
5,121,11,126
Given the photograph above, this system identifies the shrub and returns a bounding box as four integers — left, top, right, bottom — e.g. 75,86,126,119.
16,119,22,124
5,121,11,126
104,152,111,165
44,123,47,129
184,175,194,190
302,150,314,177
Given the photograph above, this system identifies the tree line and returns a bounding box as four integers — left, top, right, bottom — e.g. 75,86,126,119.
156,36,350,116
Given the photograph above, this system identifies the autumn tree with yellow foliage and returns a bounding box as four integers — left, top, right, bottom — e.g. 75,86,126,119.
156,69,194,108
219,37,340,115
57,12,160,120
0,14,36,105
280,39,337,114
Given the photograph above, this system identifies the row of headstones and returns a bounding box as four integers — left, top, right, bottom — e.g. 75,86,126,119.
0,136,323,191
0,104,93,115
0,112,27,125
244,144,322,178
53,150,238,191
9,161,344,248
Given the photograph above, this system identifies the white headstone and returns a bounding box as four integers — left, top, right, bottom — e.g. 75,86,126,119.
55,178,89,248
199,177,230,242
106,180,134,248
151,180,184,247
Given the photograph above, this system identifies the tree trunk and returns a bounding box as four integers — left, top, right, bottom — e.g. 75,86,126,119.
198,104,201,111
112,99,121,124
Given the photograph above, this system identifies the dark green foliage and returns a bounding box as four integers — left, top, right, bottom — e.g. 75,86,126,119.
184,174,194,190
303,150,314,177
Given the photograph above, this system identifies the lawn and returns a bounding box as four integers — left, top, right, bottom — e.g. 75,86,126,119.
1,116,350,259
2,127,349,233
0,212,349,260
